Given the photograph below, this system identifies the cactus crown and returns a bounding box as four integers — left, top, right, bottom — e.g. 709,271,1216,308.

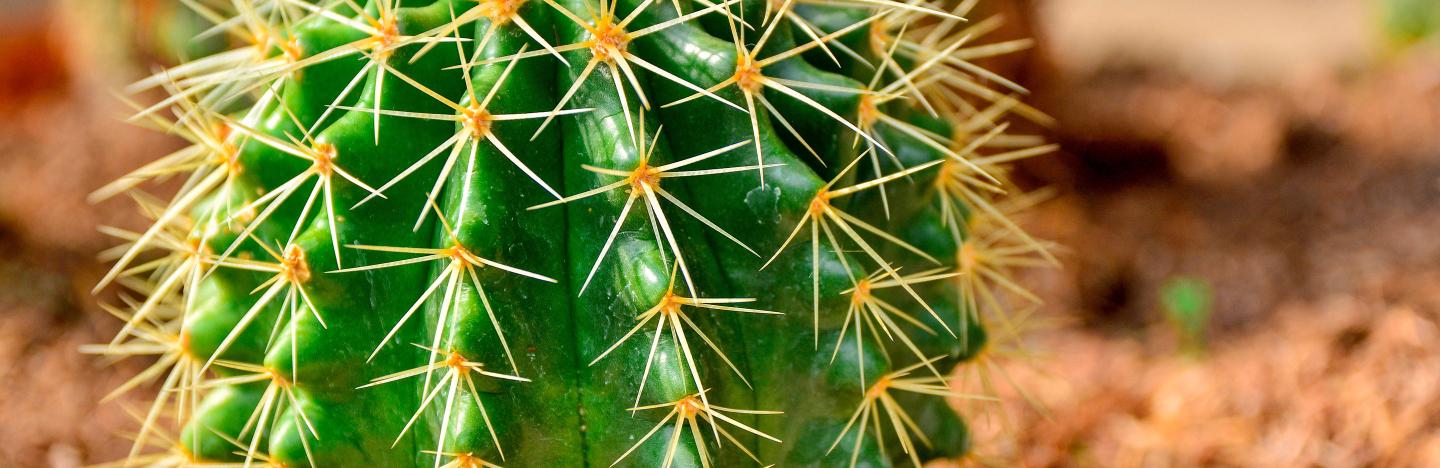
92,0,1057,466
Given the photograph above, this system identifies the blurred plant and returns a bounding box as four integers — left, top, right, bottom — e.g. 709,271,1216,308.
1383,0,1440,47
1160,276,1212,357
148,1,230,64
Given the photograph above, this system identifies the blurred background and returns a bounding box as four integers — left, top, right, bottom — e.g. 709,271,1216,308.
1,0,1438,466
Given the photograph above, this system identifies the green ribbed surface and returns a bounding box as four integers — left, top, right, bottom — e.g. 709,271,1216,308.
93,0,1056,466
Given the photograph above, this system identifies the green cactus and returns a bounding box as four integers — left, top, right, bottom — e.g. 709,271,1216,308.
91,0,1057,466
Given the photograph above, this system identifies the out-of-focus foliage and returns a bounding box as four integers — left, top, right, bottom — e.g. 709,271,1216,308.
1383,0,1440,46
1160,277,1212,356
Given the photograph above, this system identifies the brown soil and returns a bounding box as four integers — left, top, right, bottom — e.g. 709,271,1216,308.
959,1,1440,464
0,3,176,465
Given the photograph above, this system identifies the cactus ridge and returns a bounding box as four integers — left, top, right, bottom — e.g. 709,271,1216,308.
91,0,1058,466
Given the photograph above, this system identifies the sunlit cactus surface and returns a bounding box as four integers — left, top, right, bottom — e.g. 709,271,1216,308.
91,0,1059,466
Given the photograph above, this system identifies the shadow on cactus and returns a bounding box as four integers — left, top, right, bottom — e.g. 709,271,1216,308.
89,0,1059,466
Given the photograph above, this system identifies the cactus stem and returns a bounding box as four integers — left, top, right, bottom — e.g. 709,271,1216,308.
935,145,1060,268
198,239,323,380
278,0,463,143
340,201,556,372
101,224,211,348
413,0,567,66
833,267,959,389
93,100,241,205
84,305,191,401
203,359,320,468
424,449,504,468
590,266,779,410
119,411,197,466
939,186,1060,352
348,44,586,215
125,48,290,123
663,7,883,185
830,356,993,467
96,165,227,293
847,26,974,219
765,158,948,342
616,393,782,468
363,345,528,462
92,1,1057,465
467,0,737,143
210,113,386,270
108,339,199,463
529,123,756,296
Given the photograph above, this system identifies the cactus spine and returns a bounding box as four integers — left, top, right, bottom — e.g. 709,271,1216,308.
92,0,1057,466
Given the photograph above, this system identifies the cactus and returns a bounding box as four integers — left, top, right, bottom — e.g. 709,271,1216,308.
91,0,1057,466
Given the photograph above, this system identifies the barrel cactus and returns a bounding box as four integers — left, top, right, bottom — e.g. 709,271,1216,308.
91,0,1056,466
